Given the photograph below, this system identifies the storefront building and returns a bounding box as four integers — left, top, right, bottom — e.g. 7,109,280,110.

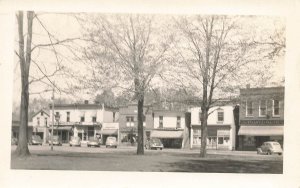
11,120,33,141
151,110,186,149
31,109,50,143
237,86,284,150
49,101,118,144
119,104,154,145
190,106,236,150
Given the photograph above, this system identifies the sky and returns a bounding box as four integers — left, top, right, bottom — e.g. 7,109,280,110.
12,13,286,107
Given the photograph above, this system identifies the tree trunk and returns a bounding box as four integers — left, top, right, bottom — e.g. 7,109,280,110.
136,96,144,155
200,109,208,157
14,11,34,157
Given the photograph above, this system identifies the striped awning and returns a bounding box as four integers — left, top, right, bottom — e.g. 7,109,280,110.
151,130,183,138
238,126,283,136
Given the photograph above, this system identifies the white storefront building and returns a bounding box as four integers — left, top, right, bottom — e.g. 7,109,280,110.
190,106,236,150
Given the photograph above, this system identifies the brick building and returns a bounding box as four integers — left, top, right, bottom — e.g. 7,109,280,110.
119,104,154,144
237,86,284,150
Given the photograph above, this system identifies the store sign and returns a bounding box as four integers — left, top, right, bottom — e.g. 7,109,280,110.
240,119,284,125
217,130,230,136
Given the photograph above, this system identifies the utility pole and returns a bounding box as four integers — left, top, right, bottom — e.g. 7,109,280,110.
51,87,54,151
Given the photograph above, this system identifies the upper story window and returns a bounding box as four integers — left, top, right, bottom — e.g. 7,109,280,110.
92,116,97,122
246,101,253,117
259,100,267,117
41,111,44,116
44,117,47,126
80,116,85,122
273,99,280,117
66,112,70,122
142,114,146,122
217,110,224,122
159,116,163,128
126,116,134,127
37,117,40,126
198,111,202,123
176,116,181,128
113,112,116,122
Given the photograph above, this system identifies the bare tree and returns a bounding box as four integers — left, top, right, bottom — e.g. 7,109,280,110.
79,14,173,155
173,15,283,157
14,11,79,157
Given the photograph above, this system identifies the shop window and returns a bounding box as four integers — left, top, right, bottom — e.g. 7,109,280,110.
159,116,163,128
66,112,70,122
246,101,253,117
259,100,267,117
273,100,280,116
176,116,181,128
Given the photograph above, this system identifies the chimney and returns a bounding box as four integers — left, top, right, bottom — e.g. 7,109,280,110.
246,84,250,89
84,100,89,104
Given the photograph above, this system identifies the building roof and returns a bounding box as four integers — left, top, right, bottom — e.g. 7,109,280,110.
240,86,285,95
31,109,50,119
49,103,118,111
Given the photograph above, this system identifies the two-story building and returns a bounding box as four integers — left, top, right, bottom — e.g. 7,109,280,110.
190,106,236,150
237,86,284,150
119,104,154,144
151,110,186,148
49,101,119,144
31,109,50,143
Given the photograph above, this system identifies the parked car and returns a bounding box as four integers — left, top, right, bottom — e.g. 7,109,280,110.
48,136,62,146
29,135,43,145
87,137,100,147
69,136,81,147
257,141,283,155
11,137,18,145
105,136,117,148
145,138,164,150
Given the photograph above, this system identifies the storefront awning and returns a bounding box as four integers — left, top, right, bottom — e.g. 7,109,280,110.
151,130,183,139
52,126,72,131
238,126,283,136
99,129,118,135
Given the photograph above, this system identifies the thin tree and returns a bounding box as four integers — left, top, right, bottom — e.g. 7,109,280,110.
174,15,282,157
79,14,173,155
14,11,79,157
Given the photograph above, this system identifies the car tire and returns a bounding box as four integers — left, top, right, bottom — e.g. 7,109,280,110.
160,148,162,150
70,144,72,147
278,153,282,156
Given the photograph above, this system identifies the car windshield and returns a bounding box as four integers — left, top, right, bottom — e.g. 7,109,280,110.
151,139,161,144
107,137,116,141
71,137,80,141
272,142,280,145
32,135,41,140
89,138,98,141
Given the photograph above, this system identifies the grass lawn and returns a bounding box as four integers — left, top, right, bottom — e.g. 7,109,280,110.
11,149,283,173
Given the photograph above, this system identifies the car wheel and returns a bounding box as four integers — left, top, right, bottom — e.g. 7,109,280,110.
70,144,72,147
106,146,108,148
160,148,162,150
278,153,282,156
